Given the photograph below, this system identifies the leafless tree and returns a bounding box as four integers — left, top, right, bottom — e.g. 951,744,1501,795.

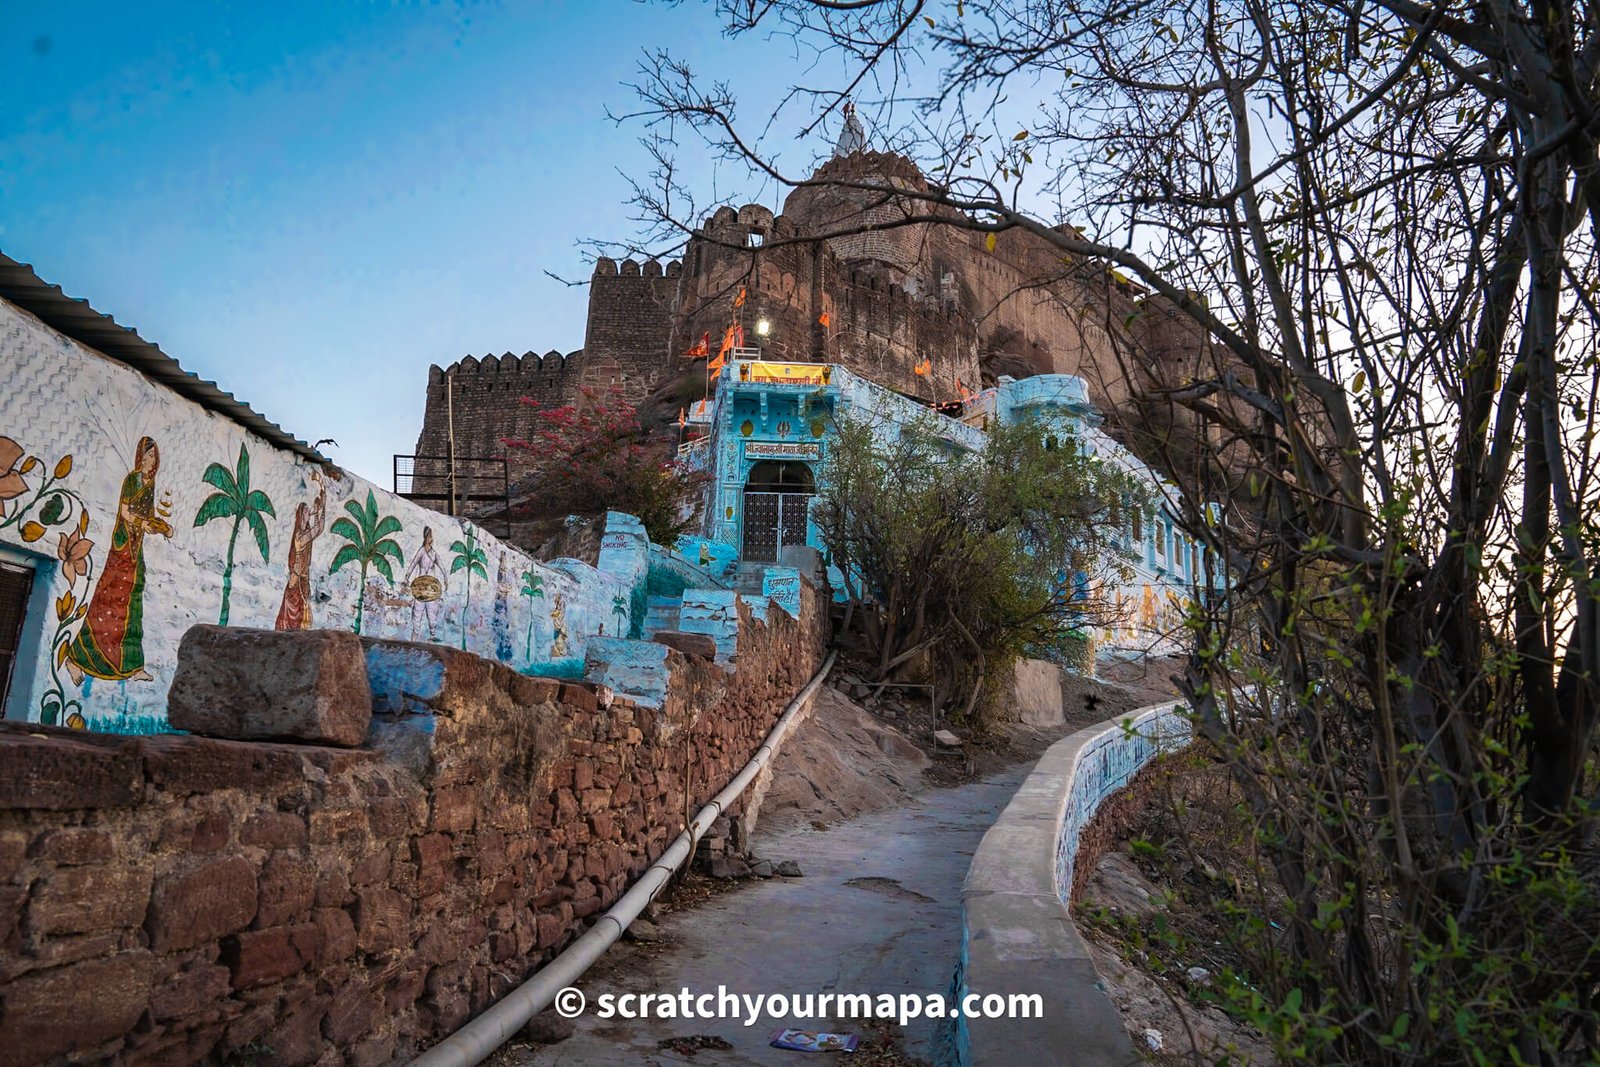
620,0,1600,1061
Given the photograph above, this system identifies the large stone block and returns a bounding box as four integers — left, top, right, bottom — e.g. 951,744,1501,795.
30,862,152,936
146,856,258,952
651,630,717,661
140,734,308,796
0,950,153,1064
167,626,373,747
220,923,320,990
1008,657,1065,727
256,852,317,927
0,729,141,810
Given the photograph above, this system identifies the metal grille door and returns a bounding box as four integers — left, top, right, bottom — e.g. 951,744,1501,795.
0,562,33,715
742,492,811,563
778,494,811,556
743,492,780,562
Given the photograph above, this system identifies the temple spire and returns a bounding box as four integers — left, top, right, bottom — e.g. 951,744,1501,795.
833,101,866,157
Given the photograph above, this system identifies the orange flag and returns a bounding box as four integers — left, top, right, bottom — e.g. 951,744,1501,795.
913,357,932,376
684,332,709,359
733,286,747,308
678,407,687,427
818,311,831,328
708,352,727,380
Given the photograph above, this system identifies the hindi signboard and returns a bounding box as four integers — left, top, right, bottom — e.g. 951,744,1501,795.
744,441,822,461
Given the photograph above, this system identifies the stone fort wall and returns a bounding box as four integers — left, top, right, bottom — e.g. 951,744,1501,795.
414,148,1214,464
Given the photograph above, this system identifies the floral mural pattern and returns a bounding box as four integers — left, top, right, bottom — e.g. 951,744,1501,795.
0,435,94,727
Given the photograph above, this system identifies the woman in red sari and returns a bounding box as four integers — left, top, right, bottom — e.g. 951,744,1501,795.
274,472,326,630
65,437,172,684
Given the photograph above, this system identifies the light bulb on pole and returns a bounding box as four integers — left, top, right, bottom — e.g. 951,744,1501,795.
755,318,772,337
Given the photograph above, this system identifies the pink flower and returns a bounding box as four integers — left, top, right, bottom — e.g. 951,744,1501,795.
0,437,26,511
57,527,94,584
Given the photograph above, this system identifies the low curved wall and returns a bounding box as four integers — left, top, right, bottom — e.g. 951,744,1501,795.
957,700,1192,1066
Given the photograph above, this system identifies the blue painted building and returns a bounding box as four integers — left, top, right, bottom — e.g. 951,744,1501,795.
678,353,1221,657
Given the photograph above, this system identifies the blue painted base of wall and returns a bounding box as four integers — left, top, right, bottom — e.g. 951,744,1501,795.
82,713,173,736
522,657,587,680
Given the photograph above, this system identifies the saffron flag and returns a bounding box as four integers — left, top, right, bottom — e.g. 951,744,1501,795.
678,407,687,427
818,312,831,328
733,286,747,308
685,332,710,359
708,352,727,380
913,357,932,376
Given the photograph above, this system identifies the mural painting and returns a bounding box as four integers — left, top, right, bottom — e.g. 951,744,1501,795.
492,553,513,661
63,436,172,686
549,593,569,658
520,567,545,659
1,434,93,727
194,443,276,625
448,524,488,650
275,473,327,630
402,527,447,642
329,488,405,635
1,295,650,731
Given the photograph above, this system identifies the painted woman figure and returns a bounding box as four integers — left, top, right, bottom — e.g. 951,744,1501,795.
274,472,327,630
65,436,172,684
549,591,569,659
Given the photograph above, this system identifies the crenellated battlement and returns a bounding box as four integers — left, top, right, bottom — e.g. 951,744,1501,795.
592,257,682,279
427,349,583,386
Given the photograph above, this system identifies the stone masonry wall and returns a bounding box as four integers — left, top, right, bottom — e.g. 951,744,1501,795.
0,582,826,1066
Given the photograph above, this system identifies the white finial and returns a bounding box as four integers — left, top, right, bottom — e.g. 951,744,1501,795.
834,101,866,157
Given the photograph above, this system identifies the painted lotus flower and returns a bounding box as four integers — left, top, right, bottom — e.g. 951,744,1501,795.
57,524,93,583
0,436,26,514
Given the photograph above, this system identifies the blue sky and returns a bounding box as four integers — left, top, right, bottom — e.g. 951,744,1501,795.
1,1,815,484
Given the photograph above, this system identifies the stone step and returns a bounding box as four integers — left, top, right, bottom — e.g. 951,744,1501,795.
641,595,682,639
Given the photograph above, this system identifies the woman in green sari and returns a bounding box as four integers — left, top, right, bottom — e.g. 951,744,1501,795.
65,437,172,684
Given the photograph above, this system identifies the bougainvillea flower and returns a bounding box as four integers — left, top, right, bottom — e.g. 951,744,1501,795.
57,528,93,583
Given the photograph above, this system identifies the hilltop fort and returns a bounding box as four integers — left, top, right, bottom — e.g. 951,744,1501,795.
414,117,1212,469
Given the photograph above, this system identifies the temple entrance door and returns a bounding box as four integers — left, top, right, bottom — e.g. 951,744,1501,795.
741,461,815,563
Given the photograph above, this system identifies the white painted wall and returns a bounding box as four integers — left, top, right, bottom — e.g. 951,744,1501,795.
0,298,632,733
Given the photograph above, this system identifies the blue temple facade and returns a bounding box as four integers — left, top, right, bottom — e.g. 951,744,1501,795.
674,352,1217,657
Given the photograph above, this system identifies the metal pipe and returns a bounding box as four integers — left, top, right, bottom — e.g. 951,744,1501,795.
408,650,838,1067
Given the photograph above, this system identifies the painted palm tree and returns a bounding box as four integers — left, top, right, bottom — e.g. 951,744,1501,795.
612,593,628,635
450,524,489,649
329,489,404,635
194,443,276,625
521,568,545,659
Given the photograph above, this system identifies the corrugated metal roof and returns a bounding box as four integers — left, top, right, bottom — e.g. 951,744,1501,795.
0,252,328,464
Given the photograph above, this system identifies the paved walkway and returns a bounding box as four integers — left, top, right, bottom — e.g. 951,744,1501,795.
513,764,1032,1066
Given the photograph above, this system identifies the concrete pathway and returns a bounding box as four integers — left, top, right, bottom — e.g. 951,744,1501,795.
513,764,1032,1067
